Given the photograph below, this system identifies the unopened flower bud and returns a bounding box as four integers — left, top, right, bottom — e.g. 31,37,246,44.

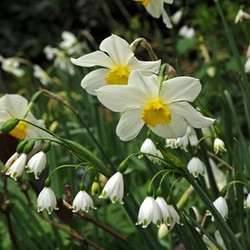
0,118,19,134
213,138,226,154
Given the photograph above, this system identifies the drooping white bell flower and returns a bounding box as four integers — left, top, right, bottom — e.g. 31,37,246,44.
179,25,195,39
97,70,214,141
71,34,161,95
155,197,172,225
26,151,47,179
235,9,250,23
140,138,163,163
33,65,52,86
168,204,181,227
187,157,205,178
203,230,226,250
245,58,250,73
138,0,173,28
37,187,58,214
99,172,124,204
0,94,49,140
213,138,227,154
72,190,96,212
166,126,198,152
171,9,183,25
0,56,24,77
2,152,19,172
210,196,228,221
5,153,27,181
136,196,162,228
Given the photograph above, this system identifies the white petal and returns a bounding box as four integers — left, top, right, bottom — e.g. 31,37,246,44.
116,109,144,141
0,94,28,118
99,34,134,65
145,0,163,18
81,68,109,95
97,85,146,112
161,9,173,28
71,51,114,68
160,77,201,104
169,102,215,128
127,70,158,99
150,114,187,138
128,57,161,74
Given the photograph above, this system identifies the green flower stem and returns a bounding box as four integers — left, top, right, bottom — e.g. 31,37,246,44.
187,174,244,250
48,163,85,180
130,37,158,61
157,63,168,93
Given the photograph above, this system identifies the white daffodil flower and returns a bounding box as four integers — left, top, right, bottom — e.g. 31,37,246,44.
187,157,205,178
26,151,47,179
71,34,161,95
0,56,24,77
136,196,162,228
5,153,27,181
37,187,58,214
179,25,195,39
139,0,173,28
72,190,96,212
2,152,19,172
97,70,214,141
213,138,227,154
235,9,250,23
140,138,163,163
60,31,81,55
99,172,124,204
0,94,49,140
33,65,52,86
210,196,228,221
245,193,250,209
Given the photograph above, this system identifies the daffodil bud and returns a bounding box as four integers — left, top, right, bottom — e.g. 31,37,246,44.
0,118,19,134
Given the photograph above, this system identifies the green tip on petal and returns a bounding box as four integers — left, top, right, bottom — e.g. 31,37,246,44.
111,196,117,203
142,219,148,228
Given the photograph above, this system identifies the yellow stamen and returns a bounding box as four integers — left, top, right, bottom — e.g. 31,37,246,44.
141,0,150,7
9,121,27,139
105,65,130,85
142,99,171,127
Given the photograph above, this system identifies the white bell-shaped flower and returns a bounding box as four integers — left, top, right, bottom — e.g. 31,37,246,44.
211,196,228,221
187,157,205,178
99,172,124,204
72,190,96,212
140,138,163,163
26,151,47,179
213,138,226,154
168,204,181,228
5,153,27,181
3,152,19,172
136,196,162,228
155,197,172,225
37,187,58,214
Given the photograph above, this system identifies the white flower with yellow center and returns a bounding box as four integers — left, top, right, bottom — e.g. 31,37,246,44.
139,0,173,28
0,94,48,140
97,70,215,141
71,34,161,95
